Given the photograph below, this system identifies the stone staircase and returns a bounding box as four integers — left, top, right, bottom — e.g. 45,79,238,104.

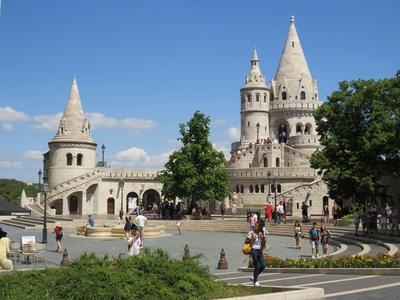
0,215,74,229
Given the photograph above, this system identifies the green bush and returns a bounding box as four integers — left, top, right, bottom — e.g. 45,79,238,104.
0,249,269,300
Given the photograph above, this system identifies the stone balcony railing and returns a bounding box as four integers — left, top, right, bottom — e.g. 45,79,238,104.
228,167,318,179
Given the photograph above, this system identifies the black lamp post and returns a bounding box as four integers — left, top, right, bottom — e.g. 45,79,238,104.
267,170,272,196
38,170,48,244
256,122,260,144
119,180,124,213
273,179,278,223
101,144,105,166
139,184,145,208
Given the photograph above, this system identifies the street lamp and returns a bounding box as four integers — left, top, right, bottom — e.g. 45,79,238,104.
38,170,48,244
119,180,124,213
101,144,105,167
256,122,260,144
139,184,145,208
267,170,272,196
273,179,278,223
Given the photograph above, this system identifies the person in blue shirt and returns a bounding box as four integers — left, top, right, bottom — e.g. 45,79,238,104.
309,222,320,258
84,215,95,237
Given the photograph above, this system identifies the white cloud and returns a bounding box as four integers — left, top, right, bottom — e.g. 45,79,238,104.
2,123,14,132
0,106,30,122
227,127,240,140
22,150,43,160
213,119,226,126
0,160,23,169
33,113,63,131
86,112,156,131
112,147,172,168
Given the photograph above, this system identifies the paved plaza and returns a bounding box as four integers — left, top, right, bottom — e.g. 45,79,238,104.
0,223,333,272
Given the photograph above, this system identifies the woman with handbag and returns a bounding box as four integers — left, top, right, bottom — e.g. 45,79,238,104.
247,223,266,287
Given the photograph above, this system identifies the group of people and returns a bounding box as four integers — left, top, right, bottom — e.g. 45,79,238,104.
264,201,286,223
293,221,332,258
353,203,399,236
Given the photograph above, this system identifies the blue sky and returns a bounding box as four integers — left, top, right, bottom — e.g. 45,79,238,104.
0,0,399,182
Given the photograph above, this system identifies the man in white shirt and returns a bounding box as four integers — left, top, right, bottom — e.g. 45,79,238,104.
135,214,147,237
276,202,284,224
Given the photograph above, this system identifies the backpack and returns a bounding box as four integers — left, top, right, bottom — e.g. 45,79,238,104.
310,229,318,240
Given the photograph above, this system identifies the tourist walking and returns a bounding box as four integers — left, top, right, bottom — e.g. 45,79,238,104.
320,224,331,256
220,202,226,219
176,222,182,235
53,224,64,253
309,222,320,258
124,216,132,239
322,205,329,225
332,202,341,226
265,202,273,223
135,213,147,238
248,223,266,287
353,208,360,236
293,220,302,250
276,202,284,224
249,212,257,231
231,199,237,218
127,229,143,256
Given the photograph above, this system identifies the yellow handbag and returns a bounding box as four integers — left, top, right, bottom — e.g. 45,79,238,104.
242,242,252,255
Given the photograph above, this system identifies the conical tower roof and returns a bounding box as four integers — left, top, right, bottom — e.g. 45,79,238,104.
243,47,266,88
274,16,312,83
51,77,95,144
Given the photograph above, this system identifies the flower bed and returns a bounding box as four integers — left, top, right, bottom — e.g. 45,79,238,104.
250,253,400,269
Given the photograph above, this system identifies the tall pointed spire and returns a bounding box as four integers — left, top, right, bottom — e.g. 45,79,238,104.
274,16,312,83
243,47,266,87
51,76,95,143
272,16,318,102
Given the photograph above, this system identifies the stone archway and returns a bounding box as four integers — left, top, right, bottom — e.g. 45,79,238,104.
50,199,63,215
67,192,82,215
142,189,161,211
126,192,139,214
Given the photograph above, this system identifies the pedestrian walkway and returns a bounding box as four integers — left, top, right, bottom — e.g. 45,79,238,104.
214,271,400,300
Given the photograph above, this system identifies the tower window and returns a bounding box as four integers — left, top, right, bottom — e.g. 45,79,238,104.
276,157,280,167
236,185,239,193
256,94,260,102
66,153,73,166
247,94,251,102
255,185,259,193
263,157,268,167
261,185,265,193
240,185,244,193
292,41,295,47
300,91,306,100
282,92,287,100
249,185,254,193
248,121,250,127
315,93,318,100
77,153,83,166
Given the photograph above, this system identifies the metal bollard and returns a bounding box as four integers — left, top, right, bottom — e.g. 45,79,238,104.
217,248,228,269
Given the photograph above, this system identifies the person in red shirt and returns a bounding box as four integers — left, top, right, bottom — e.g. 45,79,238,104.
265,202,273,223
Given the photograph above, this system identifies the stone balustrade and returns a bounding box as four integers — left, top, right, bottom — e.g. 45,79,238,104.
229,167,318,178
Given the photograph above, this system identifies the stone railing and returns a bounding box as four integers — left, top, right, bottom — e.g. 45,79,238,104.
269,100,322,111
105,168,160,179
288,135,320,147
229,167,318,178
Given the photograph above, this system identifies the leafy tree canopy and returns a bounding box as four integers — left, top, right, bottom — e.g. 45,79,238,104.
310,72,400,203
156,111,229,206
0,179,39,203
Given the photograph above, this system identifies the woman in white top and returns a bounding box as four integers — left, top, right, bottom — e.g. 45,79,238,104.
128,229,143,256
247,223,266,287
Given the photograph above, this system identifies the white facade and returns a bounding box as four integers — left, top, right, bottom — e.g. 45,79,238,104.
43,78,162,216
228,17,332,218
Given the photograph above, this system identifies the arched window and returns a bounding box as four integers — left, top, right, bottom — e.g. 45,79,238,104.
255,185,259,193
77,153,83,166
66,153,73,166
263,157,268,167
296,124,303,134
240,185,244,193
305,124,311,135
248,121,250,127
256,94,260,102
247,94,252,102
277,184,281,193
315,93,318,100
264,93,267,102
282,92,287,100
249,185,254,193
236,185,239,193
300,91,306,100
276,157,280,167
261,185,265,193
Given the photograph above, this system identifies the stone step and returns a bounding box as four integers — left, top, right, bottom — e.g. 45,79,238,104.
0,220,26,229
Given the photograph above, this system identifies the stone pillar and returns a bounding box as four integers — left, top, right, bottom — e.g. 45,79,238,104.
81,191,87,215
62,195,69,215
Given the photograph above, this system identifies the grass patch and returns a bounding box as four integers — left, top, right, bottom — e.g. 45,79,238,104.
0,249,272,300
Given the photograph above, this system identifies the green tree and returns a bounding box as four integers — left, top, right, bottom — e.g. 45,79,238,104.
156,111,229,208
310,72,400,203
0,179,39,203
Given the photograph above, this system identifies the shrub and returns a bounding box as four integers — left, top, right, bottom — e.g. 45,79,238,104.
0,249,258,300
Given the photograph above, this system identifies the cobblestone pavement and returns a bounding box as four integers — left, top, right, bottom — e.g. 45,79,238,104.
214,271,400,300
